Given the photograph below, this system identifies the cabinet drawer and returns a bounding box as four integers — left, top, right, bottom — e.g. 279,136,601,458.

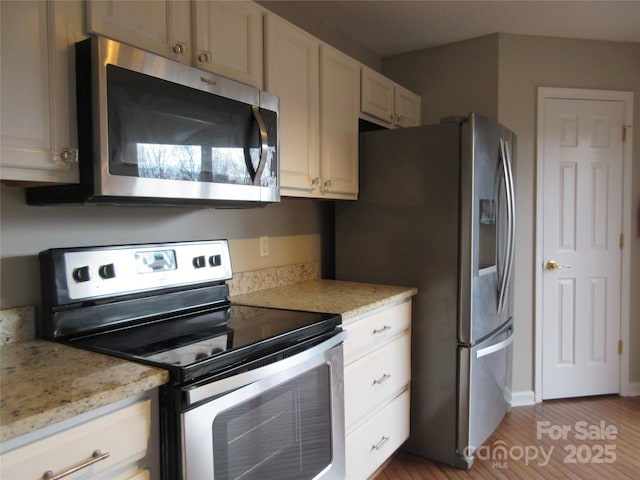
346,389,410,480
1,400,151,480
343,300,411,362
345,332,411,430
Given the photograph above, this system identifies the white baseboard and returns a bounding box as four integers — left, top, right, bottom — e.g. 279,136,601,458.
623,382,640,397
509,384,640,404
509,390,536,407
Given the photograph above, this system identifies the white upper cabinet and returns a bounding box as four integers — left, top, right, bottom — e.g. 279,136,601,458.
264,15,320,194
193,1,263,88
265,15,358,200
86,0,191,63
320,45,359,199
394,83,422,127
361,67,421,128
86,0,262,88
0,1,83,183
360,67,395,125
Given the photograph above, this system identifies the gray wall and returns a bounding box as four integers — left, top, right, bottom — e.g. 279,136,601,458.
0,183,330,310
497,34,640,389
257,0,381,70
382,34,500,125
383,34,640,393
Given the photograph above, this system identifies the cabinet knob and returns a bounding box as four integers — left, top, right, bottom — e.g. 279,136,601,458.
323,179,333,190
311,177,322,190
198,51,212,63
172,42,186,55
59,148,78,164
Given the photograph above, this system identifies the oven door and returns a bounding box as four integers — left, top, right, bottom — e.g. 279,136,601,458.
182,333,346,480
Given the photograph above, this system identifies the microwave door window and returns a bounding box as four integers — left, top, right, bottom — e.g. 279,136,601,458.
106,65,277,187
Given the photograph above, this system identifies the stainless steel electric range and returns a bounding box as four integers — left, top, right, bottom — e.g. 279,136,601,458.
37,239,346,480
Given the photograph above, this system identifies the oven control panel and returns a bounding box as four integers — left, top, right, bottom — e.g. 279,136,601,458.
43,240,233,302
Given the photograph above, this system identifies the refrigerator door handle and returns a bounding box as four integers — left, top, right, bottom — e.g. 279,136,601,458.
497,138,516,313
476,325,514,359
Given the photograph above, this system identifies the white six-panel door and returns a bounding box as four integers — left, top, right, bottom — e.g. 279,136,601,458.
541,97,625,399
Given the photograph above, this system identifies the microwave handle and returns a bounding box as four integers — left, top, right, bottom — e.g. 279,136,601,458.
251,105,269,186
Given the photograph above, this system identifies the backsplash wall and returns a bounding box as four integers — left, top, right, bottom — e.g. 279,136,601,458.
0,183,332,311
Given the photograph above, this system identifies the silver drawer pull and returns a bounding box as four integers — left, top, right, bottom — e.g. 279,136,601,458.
371,436,390,451
372,325,392,335
42,450,110,480
373,373,392,385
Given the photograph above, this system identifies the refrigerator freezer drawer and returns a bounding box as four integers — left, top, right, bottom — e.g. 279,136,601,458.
457,320,513,468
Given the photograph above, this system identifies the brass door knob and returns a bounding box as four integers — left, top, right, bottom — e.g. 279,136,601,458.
546,260,571,270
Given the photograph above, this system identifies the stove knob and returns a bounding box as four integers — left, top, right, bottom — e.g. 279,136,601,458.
193,255,206,268
209,254,222,267
72,266,91,283
98,263,116,279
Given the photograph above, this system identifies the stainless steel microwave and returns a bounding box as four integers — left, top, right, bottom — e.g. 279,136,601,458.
27,36,280,207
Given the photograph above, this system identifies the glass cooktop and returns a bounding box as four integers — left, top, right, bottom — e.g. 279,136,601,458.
70,305,340,383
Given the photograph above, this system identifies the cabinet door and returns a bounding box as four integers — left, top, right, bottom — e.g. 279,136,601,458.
394,84,421,127
86,0,191,63
1,401,151,480
361,67,394,126
319,45,359,199
265,15,320,196
193,1,263,88
0,1,82,183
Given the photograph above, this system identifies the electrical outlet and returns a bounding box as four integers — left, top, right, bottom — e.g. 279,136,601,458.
259,236,269,257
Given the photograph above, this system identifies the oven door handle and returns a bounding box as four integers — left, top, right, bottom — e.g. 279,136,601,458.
184,330,347,406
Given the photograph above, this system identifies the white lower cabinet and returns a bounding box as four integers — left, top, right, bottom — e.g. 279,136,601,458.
343,300,412,479
1,400,152,480
345,333,411,429
346,389,410,480
126,469,150,480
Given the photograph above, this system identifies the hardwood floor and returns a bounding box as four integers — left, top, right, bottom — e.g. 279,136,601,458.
376,395,640,480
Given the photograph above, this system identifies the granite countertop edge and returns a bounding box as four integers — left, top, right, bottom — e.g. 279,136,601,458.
1,340,169,444
231,278,418,321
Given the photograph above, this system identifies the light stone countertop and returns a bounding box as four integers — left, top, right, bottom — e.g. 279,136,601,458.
0,279,415,445
0,339,168,443
231,279,417,322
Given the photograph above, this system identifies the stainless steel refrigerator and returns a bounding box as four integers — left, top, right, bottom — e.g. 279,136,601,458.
335,113,516,469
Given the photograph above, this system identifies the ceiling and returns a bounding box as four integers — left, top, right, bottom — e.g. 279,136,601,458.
288,1,640,57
